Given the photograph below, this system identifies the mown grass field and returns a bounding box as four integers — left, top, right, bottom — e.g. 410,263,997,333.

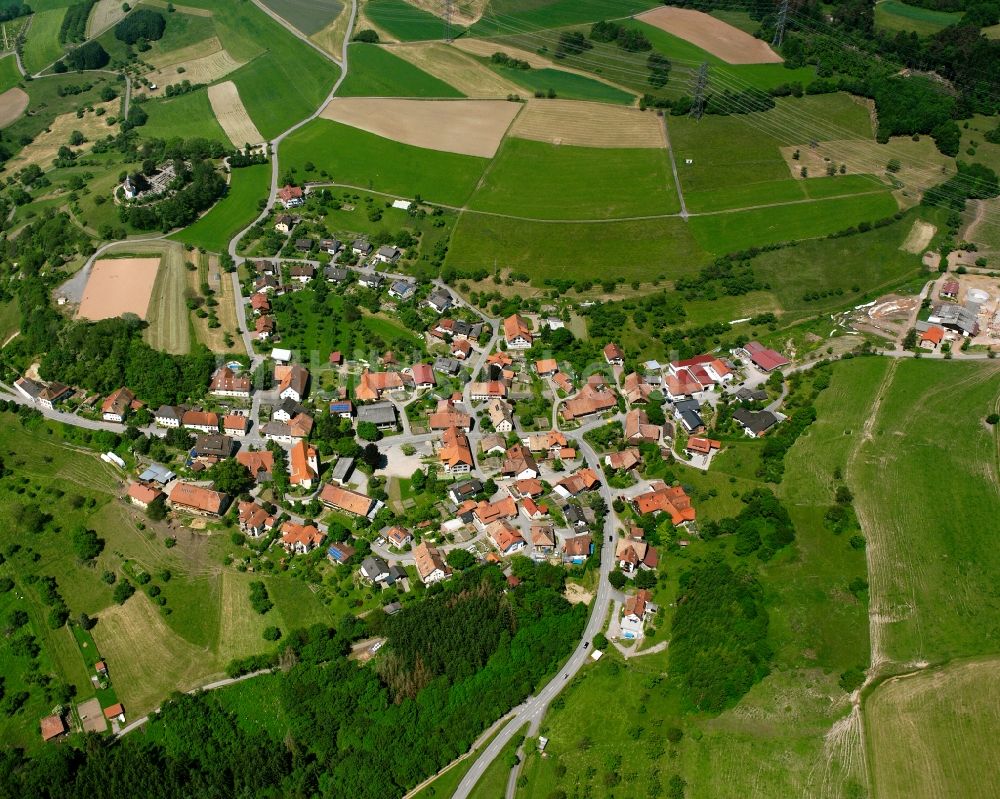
688,191,900,254
874,0,963,36
338,42,465,97
281,118,489,205
492,65,635,104
366,0,457,41
173,162,270,253
470,0,659,36
141,90,232,144
22,7,65,73
99,6,214,63
752,210,928,316
466,137,678,219
260,0,343,36
865,657,1000,799
850,359,1000,667
446,213,709,283
0,53,22,93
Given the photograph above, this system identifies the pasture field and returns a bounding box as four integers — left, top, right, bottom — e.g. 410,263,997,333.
141,90,231,144
338,43,465,98
99,7,217,64
490,64,635,105
960,114,1000,176
173,162,270,254
22,8,65,73
865,658,1000,799
466,137,679,219
850,359,1000,667
109,239,191,354
752,211,927,317
469,0,659,36
281,117,489,204
874,0,963,36
365,0,458,41
508,98,665,148
207,80,264,146
260,0,343,36
0,53,22,93
445,214,709,283
387,42,523,97
688,191,900,254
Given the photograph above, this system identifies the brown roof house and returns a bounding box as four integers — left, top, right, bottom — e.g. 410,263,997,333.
168,483,228,516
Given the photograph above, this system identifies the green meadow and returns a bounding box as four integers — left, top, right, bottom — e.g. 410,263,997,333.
467,137,678,219
280,118,489,205
172,162,271,253
469,0,659,36
141,90,231,144
22,8,65,73
492,65,635,105
338,43,464,97
365,0,457,42
875,0,963,36
0,53,22,93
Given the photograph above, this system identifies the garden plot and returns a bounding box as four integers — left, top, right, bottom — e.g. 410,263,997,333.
319,97,519,157
507,99,665,148
77,258,161,322
207,80,264,146
0,87,28,128
637,6,782,64
146,49,245,91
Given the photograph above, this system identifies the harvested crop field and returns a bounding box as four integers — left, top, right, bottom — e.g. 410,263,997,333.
147,35,226,69
77,258,161,321
319,97,519,157
146,49,245,91
388,43,521,97
88,0,128,37
208,80,264,146
0,87,27,128
638,7,782,64
507,99,665,148
866,658,1000,799
143,241,191,354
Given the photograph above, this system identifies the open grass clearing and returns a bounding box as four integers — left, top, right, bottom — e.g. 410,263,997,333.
142,89,231,144
446,214,708,283
637,6,782,64
173,162,270,255
874,0,963,36
94,592,215,718
850,359,1000,667
387,42,521,97
260,0,343,36
0,53,23,94
319,97,515,157
339,43,464,98
469,0,659,36
207,80,264,146
22,8,64,73
688,191,900,255
508,98,664,148
186,251,240,354
865,657,1000,799
467,137,679,219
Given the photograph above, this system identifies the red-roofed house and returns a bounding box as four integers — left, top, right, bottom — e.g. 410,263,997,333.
920,326,945,350
535,358,558,377
738,342,790,372
632,483,695,526
281,522,326,555
127,483,163,509
621,590,654,639
278,184,304,208
40,714,67,742
289,440,319,488
487,520,526,555
411,363,436,388
686,437,721,456
503,314,532,349
603,342,624,365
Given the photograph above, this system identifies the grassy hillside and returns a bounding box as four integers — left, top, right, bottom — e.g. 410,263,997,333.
172,162,271,253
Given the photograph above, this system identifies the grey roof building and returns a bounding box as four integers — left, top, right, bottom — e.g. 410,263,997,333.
331,456,355,484
733,408,778,436
434,357,461,376
357,401,398,429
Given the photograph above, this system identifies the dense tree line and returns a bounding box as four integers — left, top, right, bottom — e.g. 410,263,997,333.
114,9,166,45
674,257,768,301
59,1,94,44
39,316,215,407
0,4,31,22
59,41,109,71
701,488,796,560
0,564,584,799
669,559,772,712
923,160,1000,211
